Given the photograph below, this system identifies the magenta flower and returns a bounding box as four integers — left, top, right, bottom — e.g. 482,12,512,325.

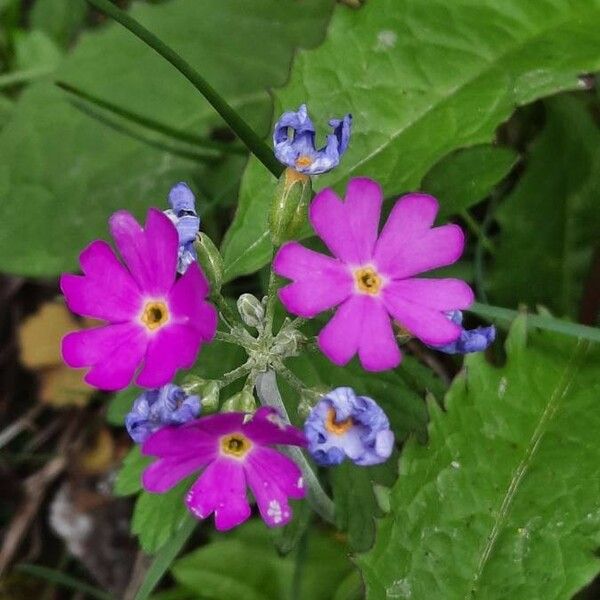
273,178,474,371
61,209,217,391
142,407,307,531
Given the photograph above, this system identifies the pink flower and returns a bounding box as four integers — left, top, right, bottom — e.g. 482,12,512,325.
142,407,307,531
61,209,217,391
273,177,474,372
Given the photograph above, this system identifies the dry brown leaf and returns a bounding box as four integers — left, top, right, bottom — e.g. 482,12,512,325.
79,428,116,475
39,366,93,407
18,302,77,369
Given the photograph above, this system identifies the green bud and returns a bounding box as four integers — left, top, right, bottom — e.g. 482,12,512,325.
200,380,220,413
237,293,265,329
271,327,304,358
269,167,312,247
221,390,257,413
194,232,224,293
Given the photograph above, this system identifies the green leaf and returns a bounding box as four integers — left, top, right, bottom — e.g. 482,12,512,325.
421,145,518,220
114,445,151,497
223,0,600,279
359,317,600,599
172,520,353,600
490,96,600,318
330,460,398,553
132,479,192,554
14,30,62,72
106,385,139,426
0,0,334,277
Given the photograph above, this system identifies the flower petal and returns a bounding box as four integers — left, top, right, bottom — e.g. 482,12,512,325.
247,446,305,500
382,288,462,346
142,454,210,493
245,450,298,527
135,324,203,389
61,241,142,322
357,298,401,371
317,295,365,366
309,178,382,264
142,423,217,458
274,242,352,317
62,323,146,391
385,278,474,310
167,262,217,340
185,459,250,531
109,208,178,295
243,407,307,447
374,193,464,278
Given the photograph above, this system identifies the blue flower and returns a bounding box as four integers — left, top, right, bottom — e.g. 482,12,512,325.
273,104,352,175
164,182,200,274
304,387,394,467
125,384,200,444
434,310,496,354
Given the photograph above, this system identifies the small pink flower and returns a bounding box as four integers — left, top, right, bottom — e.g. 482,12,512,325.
61,209,217,391
142,407,307,531
273,177,474,371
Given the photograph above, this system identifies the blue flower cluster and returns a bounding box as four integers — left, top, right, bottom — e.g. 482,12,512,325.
434,310,496,354
164,182,200,274
125,384,200,444
273,104,352,175
304,387,394,466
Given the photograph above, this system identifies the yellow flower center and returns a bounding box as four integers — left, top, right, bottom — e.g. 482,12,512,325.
325,408,354,436
220,433,252,458
354,266,382,295
295,155,314,168
141,301,169,331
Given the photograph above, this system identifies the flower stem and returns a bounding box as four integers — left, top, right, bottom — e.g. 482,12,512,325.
274,361,317,400
212,292,241,331
255,370,335,524
460,209,495,254
85,0,283,177
219,361,252,389
214,330,240,345
264,269,279,337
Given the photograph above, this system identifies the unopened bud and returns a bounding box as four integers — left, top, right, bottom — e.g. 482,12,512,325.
221,390,257,413
181,376,220,413
237,293,265,329
195,232,224,293
272,327,304,358
269,167,312,247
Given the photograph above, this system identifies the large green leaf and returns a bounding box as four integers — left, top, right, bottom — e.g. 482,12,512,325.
359,317,600,599
490,96,600,318
0,0,334,277
222,0,600,280
172,519,353,600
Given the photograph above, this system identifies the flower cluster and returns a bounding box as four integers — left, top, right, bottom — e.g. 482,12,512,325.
58,104,496,533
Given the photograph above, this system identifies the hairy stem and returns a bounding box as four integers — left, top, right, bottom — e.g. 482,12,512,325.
255,371,335,524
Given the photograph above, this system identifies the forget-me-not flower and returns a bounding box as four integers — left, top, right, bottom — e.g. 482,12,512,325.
273,104,352,175
304,387,394,466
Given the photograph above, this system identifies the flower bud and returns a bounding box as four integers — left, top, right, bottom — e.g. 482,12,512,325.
269,168,312,247
181,376,220,413
221,390,256,413
194,232,224,293
237,293,265,329
271,326,304,358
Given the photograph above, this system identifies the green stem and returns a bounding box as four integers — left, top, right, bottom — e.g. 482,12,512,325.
264,269,279,337
219,361,252,389
255,371,336,524
85,0,282,177
214,330,240,345
56,81,246,155
212,292,243,331
460,209,495,254
274,361,317,400
469,302,600,342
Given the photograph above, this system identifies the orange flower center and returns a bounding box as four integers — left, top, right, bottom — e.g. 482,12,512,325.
354,266,382,295
325,408,354,435
141,301,169,331
295,155,314,168
220,433,252,458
